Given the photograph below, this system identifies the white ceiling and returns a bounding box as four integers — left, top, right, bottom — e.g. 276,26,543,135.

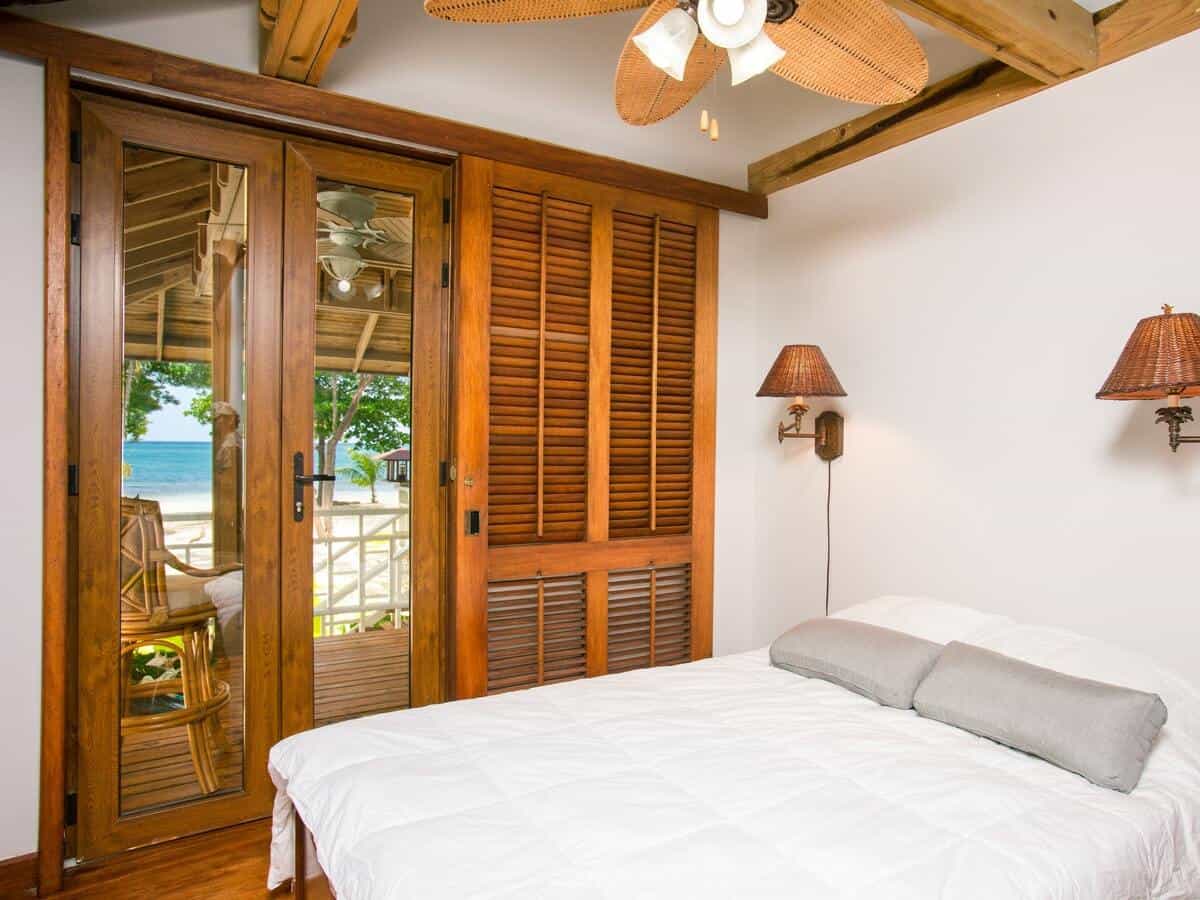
27,0,998,188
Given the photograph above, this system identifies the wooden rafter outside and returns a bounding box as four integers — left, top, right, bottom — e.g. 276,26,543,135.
749,0,1200,194
260,0,359,86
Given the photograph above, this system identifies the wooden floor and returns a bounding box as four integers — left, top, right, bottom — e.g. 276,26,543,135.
119,626,410,812
46,819,330,900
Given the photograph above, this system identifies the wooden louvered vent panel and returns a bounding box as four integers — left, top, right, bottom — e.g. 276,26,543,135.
610,211,696,539
488,187,591,546
486,573,588,694
607,564,692,673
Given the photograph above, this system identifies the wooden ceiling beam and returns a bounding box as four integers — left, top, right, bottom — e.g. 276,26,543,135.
124,185,211,233
260,0,359,86
123,156,211,206
749,0,1200,195
124,251,193,283
0,12,766,217
352,313,379,374
889,0,1097,83
125,233,197,270
154,290,167,361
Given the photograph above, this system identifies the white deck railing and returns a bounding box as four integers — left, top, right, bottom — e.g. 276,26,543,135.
163,504,409,637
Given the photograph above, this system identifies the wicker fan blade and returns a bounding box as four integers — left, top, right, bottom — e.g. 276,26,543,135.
615,0,724,126
424,0,650,23
766,0,928,105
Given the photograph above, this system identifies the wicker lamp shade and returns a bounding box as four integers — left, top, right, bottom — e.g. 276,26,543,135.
757,344,846,398
1096,307,1200,400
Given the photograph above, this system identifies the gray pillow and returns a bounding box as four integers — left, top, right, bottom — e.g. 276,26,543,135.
769,618,943,709
913,641,1168,792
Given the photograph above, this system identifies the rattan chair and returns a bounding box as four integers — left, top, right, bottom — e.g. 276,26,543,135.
119,497,241,795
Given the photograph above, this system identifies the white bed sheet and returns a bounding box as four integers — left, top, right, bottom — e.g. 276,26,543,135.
268,597,1200,899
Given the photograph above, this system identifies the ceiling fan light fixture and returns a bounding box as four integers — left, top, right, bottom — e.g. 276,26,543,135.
633,8,699,81
697,0,767,48
319,242,367,283
728,29,786,84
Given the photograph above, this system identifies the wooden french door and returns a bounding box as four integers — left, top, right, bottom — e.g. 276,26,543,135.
279,141,451,735
74,98,450,859
75,99,283,859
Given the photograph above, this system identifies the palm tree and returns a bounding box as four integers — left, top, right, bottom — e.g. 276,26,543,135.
337,448,382,504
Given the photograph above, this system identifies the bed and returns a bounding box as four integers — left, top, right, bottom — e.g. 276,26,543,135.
268,597,1200,898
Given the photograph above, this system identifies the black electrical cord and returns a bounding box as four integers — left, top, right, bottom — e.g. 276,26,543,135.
825,459,833,617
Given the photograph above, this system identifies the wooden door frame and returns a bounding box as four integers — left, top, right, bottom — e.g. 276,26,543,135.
280,140,451,737
73,97,284,861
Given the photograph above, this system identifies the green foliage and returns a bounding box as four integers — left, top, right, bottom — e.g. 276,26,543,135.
337,448,382,503
122,361,211,440
314,372,410,454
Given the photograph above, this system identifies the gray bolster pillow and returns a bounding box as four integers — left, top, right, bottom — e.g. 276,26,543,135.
913,641,1168,792
770,618,943,709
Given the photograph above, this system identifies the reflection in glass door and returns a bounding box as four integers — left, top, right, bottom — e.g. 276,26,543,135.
119,148,248,813
310,179,416,725
282,143,449,735
75,99,282,860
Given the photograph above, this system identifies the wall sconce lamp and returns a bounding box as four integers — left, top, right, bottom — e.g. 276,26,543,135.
757,344,846,460
1097,304,1200,451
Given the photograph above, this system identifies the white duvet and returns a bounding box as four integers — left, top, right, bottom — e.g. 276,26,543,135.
269,597,1200,898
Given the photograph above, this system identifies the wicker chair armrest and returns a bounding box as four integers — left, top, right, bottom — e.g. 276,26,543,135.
158,549,243,579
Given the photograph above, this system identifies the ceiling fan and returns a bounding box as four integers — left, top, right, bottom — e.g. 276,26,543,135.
424,0,929,126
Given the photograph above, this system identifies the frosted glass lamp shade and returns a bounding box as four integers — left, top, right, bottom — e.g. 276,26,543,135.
633,9,699,81
319,243,366,282
697,0,767,48
729,30,785,85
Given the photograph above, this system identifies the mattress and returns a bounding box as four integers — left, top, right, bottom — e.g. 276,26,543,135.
268,597,1200,898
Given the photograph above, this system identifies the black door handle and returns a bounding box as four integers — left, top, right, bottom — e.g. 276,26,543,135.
293,451,336,522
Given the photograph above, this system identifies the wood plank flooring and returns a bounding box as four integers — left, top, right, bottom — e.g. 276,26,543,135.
44,819,329,900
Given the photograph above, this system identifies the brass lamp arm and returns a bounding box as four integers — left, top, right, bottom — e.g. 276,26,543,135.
1156,405,1200,452
775,403,844,460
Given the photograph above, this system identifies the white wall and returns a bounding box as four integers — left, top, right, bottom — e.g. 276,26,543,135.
744,31,1200,685
0,51,45,860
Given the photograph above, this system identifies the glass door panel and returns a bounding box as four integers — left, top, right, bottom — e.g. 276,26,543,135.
75,99,282,860
311,178,415,726
282,142,449,735
119,147,248,814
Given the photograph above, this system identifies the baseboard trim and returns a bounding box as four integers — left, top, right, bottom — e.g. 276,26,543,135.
0,852,37,898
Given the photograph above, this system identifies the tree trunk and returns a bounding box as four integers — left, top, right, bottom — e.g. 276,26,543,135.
318,373,374,507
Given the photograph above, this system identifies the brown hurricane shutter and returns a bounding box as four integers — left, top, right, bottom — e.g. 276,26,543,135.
609,212,695,538
607,564,692,673
455,160,716,699
486,573,587,694
488,187,590,545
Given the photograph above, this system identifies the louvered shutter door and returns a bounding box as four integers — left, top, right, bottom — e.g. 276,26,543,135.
455,159,715,699
488,188,590,546
486,573,587,694
609,212,696,538
607,564,692,673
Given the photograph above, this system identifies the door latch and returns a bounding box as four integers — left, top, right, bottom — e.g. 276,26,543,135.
293,451,336,522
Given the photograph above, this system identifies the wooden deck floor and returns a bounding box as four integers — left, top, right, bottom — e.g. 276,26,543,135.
119,627,410,813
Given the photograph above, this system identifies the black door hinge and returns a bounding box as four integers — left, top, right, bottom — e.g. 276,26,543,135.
70,130,82,165
70,214,81,246
68,464,79,497
442,197,451,224
439,460,448,487
441,261,450,288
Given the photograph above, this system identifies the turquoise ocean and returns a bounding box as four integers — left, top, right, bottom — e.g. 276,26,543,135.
123,441,389,512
